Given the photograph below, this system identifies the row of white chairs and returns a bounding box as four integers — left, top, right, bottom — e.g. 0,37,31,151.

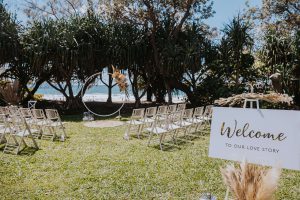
0,106,66,155
124,104,213,150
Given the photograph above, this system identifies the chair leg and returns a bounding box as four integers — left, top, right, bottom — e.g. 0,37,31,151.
30,134,39,149
147,132,153,146
172,130,178,144
159,134,164,150
137,125,142,139
61,125,67,138
0,133,7,144
124,124,131,140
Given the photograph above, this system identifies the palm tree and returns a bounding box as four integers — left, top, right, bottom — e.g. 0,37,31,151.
221,15,255,86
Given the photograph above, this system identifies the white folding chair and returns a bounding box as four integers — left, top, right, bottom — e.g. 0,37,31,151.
31,109,50,138
187,106,205,132
176,103,186,111
19,108,35,124
31,109,48,125
168,110,190,142
180,108,194,136
124,108,145,139
7,106,20,117
0,114,10,144
0,106,8,115
45,109,67,141
146,112,178,150
143,107,157,126
3,114,39,155
167,104,177,114
203,105,213,126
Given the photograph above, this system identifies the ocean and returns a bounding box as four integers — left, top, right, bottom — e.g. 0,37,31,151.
35,83,185,102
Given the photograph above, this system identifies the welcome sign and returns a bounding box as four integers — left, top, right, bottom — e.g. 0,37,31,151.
209,107,300,171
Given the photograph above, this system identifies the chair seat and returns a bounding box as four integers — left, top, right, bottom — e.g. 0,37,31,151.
187,118,204,123
167,123,181,130
47,122,66,127
180,121,193,127
0,128,10,134
25,119,35,124
145,127,167,134
15,129,39,137
144,118,155,123
201,116,211,121
126,120,144,125
35,120,49,126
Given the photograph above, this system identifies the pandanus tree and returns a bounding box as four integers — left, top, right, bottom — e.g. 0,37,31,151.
0,4,26,104
220,15,255,87
104,21,151,107
0,3,19,67
23,15,107,109
111,0,214,104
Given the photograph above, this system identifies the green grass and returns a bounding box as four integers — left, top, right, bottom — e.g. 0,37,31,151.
0,118,300,199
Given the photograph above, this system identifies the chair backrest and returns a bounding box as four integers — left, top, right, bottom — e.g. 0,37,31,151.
31,109,46,120
0,106,7,115
131,108,145,120
157,106,167,115
19,108,33,119
145,107,157,117
204,105,213,117
183,108,194,119
7,106,20,117
45,109,61,121
193,107,204,118
169,110,183,124
167,104,177,114
176,103,186,111
0,114,8,127
9,114,24,132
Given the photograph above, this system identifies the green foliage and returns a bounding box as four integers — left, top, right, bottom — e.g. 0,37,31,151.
219,15,256,85
0,4,19,65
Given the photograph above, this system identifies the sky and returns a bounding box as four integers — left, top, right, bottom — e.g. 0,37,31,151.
4,0,262,30
206,0,261,29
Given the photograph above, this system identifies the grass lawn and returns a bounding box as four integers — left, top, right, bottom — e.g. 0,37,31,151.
0,116,300,199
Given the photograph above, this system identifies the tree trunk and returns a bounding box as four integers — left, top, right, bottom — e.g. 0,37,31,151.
146,86,153,102
107,76,113,104
107,67,113,104
22,78,45,103
134,98,141,108
65,96,82,110
155,89,166,103
165,82,172,104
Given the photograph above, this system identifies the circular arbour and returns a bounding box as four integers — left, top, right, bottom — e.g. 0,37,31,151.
81,72,128,117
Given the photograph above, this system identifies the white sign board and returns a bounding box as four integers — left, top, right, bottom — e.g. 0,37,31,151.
209,107,300,171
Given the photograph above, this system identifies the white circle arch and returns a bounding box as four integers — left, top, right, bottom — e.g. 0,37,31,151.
81,72,128,117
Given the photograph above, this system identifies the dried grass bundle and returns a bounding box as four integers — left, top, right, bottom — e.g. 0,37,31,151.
0,80,23,105
111,65,128,92
221,161,281,200
215,93,293,107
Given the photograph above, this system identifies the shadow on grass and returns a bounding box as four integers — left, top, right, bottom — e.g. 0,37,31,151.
152,143,181,151
62,114,131,122
18,147,39,156
143,129,211,152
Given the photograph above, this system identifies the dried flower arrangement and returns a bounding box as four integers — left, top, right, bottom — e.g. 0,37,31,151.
215,93,293,107
111,65,128,93
0,80,23,105
221,161,281,200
